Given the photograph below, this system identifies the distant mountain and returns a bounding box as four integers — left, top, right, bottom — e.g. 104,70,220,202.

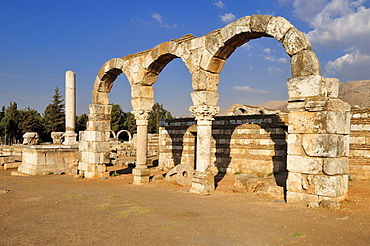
257,80,370,110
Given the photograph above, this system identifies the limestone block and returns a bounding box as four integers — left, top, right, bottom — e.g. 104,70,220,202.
312,175,348,198
250,15,272,33
235,16,251,34
287,155,323,174
205,31,223,55
326,111,351,134
323,158,349,175
286,172,305,193
174,43,191,61
165,163,194,186
199,48,214,71
324,78,339,98
290,50,321,78
302,134,349,158
131,85,154,99
287,75,325,99
92,90,110,105
326,98,351,112
286,191,319,203
220,22,236,43
86,121,111,132
191,70,219,92
287,134,303,155
266,16,293,42
79,131,110,142
190,91,219,107
131,98,154,111
189,36,205,51
283,28,311,56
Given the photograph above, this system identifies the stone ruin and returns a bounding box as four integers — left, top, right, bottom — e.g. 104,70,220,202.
76,14,351,204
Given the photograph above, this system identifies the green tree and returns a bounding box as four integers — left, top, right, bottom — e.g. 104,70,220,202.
18,107,44,135
0,102,19,144
76,114,88,133
110,104,125,133
124,112,137,135
43,86,65,134
148,102,173,133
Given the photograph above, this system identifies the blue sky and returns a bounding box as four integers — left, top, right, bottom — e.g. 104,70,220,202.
1,0,369,117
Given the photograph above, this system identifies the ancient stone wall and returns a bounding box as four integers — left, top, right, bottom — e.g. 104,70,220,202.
349,108,370,179
159,114,288,176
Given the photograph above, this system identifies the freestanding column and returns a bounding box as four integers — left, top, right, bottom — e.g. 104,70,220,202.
132,110,151,184
63,71,78,145
189,105,219,195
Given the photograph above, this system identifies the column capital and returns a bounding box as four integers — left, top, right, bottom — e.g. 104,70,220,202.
189,105,220,122
132,110,151,125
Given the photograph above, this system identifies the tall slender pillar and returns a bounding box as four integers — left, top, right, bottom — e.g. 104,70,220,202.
63,71,78,145
189,105,219,195
132,110,151,184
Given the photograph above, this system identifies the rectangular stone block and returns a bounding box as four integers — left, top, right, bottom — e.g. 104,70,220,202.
79,131,110,142
302,134,349,158
86,121,111,131
312,174,348,198
287,155,322,174
323,158,349,175
287,134,303,155
286,191,319,203
131,85,154,99
287,75,324,99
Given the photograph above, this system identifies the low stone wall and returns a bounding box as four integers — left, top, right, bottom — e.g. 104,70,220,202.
159,114,288,176
349,108,370,179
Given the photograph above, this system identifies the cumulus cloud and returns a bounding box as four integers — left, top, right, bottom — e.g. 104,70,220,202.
267,66,284,75
219,13,236,23
151,12,177,28
213,0,225,9
290,0,370,80
232,86,269,94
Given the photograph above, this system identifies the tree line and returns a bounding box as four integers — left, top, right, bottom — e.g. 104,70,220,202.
0,86,173,145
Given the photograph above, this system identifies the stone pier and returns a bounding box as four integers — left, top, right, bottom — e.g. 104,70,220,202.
63,71,78,145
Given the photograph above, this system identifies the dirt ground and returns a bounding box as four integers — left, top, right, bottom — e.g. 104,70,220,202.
0,167,369,246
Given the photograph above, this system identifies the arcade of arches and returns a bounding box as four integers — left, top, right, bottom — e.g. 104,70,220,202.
78,15,350,203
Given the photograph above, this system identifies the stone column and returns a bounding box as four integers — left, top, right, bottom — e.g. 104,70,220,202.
286,75,351,204
63,71,78,145
132,110,151,185
189,105,220,195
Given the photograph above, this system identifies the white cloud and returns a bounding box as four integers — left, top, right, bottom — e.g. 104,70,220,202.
267,66,284,75
219,13,236,23
212,0,225,9
290,0,370,81
325,48,370,80
232,86,269,94
278,57,288,63
263,48,271,55
152,12,177,28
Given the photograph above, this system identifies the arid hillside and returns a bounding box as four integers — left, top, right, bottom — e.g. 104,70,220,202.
258,80,370,110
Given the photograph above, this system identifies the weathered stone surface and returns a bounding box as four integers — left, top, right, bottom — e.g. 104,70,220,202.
312,175,348,198
287,134,303,155
189,171,215,195
250,15,272,33
92,90,109,105
324,78,339,98
191,70,219,92
287,155,322,174
51,132,64,144
287,75,325,99
190,90,219,106
266,16,293,42
323,158,349,175
132,168,151,185
319,200,340,210
290,50,321,78
286,191,319,203
22,132,39,145
256,183,284,200
165,163,194,186
220,22,236,43
302,134,349,157
235,16,251,34
131,85,154,99
131,98,154,111
283,28,311,56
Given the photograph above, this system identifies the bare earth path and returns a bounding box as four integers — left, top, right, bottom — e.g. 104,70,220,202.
0,168,369,246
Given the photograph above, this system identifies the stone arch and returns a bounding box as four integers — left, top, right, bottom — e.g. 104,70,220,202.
79,15,350,204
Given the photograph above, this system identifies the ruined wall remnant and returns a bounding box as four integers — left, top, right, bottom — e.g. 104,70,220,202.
349,108,370,180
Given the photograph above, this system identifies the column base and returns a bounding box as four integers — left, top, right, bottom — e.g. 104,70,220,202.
63,132,78,145
132,168,151,185
189,171,215,195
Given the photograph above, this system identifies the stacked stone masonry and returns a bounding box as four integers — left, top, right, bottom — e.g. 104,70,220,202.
159,114,288,176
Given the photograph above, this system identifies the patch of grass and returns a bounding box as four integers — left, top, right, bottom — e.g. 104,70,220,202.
234,172,242,175
110,171,120,177
48,172,54,175
291,232,306,238
162,220,183,231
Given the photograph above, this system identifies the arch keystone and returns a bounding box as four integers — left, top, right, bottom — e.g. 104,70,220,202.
251,15,273,33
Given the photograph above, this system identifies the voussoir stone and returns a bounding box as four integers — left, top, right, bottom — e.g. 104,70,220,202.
291,50,321,78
